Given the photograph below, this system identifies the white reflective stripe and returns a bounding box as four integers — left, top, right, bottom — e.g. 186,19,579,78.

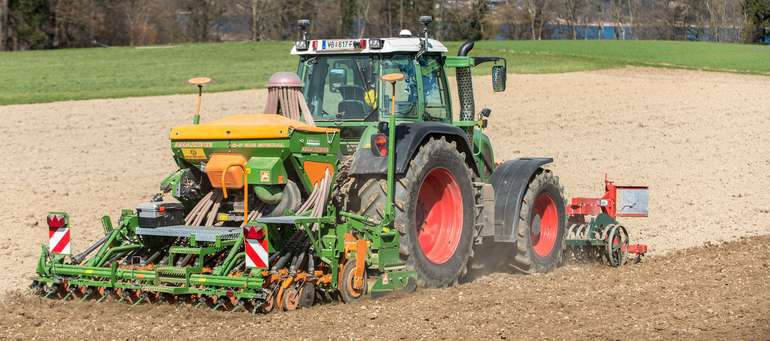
253,241,269,265
245,250,256,268
49,228,68,249
245,239,268,268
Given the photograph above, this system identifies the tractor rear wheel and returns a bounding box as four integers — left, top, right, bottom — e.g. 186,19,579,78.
348,137,475,287
511,170,566,273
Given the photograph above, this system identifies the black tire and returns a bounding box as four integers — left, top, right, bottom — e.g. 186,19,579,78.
298,282,315,308
511,170,566,273
348,137,475,287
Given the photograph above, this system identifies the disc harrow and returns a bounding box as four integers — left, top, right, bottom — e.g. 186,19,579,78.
565,176,649,266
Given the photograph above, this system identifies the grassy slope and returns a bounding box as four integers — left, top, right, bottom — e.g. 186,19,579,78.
1,40,767,105
0,41,297,105
473,40,770,75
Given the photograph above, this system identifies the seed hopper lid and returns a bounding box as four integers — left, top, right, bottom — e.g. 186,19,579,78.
170,114,337,140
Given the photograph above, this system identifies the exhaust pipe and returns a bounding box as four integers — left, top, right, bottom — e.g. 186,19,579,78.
457,40,475,56
456,40,475,121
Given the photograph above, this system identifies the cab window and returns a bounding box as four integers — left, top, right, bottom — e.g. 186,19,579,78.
301,55,378,121
419,55,448,121
380,55,417,117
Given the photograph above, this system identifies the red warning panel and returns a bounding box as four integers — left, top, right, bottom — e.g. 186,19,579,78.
47,213,71,255
243,225,268,269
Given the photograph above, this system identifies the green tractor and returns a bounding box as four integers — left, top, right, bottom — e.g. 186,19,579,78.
32,17,567,311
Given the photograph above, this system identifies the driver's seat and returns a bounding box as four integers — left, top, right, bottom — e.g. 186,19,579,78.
338,100,368,118
340,86,365,101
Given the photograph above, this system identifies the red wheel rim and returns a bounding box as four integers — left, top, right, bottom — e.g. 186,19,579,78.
416,168,463,264
530,191,558,258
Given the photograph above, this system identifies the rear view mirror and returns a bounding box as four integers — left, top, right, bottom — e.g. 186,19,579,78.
329,68,347,93
492,64,506,92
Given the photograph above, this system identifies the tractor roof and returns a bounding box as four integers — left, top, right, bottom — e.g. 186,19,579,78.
291,37,448,55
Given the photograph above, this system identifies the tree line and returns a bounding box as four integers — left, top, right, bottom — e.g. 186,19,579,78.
0,0,768,51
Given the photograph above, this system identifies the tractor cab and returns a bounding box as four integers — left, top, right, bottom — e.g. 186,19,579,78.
292,34,454,154
290,18,507,176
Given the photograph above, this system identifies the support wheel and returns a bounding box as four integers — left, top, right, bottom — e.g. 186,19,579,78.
338,261,367,303
298,282,315,308
511,170,567,273
605,225,629,267
281,285,299,311
260,286,277,313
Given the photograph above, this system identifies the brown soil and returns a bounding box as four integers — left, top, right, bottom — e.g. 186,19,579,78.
1,235,768,340
0,66,769,339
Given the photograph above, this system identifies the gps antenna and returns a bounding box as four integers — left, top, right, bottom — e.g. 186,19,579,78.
297,19,310,41
416,16,433,59
419,16,433,39
187,77,212,125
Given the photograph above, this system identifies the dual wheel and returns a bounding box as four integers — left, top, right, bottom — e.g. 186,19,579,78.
349,137,566,288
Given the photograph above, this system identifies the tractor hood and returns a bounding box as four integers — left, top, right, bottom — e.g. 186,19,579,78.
170,114,335,140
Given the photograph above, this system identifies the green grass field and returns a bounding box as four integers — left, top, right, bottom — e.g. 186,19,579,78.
0,40,767,105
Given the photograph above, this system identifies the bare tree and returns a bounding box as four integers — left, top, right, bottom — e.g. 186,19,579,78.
0,0,6,50
610,0,625,39
626,0,640,39
51,0,104,48
357,0,371,38
524,0,551,40
563,0,584,39
229,0,261,41
121,0,155,46
339,0,356,37
705,0,728,41
251,0,258,41
179,0,226,42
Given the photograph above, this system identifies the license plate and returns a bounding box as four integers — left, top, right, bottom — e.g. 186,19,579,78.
181,148,206,160
319,40,358,51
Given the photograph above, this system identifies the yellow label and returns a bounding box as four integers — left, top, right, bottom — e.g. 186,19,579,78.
301,146,330,154
217,213,229,222
181,148,207,160
174,142,213,148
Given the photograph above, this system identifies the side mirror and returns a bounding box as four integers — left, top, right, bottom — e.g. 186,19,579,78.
329,68,347,93
492,64,506,92
479,108,491,128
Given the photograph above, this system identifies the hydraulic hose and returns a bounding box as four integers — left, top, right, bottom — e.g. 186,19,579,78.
271,252,292,272
72,234,110,264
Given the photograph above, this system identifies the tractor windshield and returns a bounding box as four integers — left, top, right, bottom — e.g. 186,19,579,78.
300,54,416,121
